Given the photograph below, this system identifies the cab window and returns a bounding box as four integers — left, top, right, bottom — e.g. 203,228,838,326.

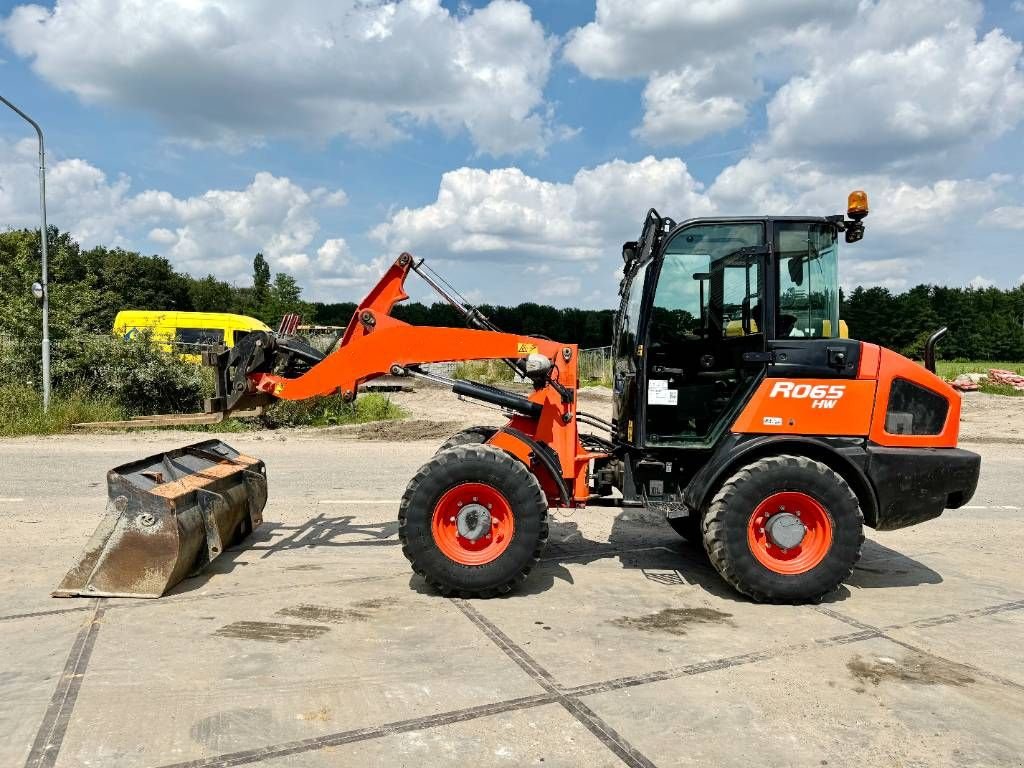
775,222,840,338
653,222,764,343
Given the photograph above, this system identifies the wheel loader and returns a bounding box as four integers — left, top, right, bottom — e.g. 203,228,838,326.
57,191,980,603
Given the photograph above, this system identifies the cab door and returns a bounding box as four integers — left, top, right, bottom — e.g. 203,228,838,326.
611,258,652,445
642,221,767,446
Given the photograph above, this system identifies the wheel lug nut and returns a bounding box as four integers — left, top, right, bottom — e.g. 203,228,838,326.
449,516,455,522
487,503,492,509
473,497,478,502
457,501,463,507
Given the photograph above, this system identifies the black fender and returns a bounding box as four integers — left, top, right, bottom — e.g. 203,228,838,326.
492,426,571,507
683,433,880,528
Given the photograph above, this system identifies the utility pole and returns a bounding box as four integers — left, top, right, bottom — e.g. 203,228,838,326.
1,95,50,411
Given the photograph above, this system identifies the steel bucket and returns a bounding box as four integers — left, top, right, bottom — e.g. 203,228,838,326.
53,440,267,598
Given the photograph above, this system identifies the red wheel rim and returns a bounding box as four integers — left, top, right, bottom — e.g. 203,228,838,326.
431,483,515,566
747,491,833,575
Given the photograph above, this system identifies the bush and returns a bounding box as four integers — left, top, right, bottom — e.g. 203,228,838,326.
0,385,123,437
52,331,205,415
261,392,406,428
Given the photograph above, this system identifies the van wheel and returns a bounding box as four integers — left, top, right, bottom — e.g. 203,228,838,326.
702,455,863,603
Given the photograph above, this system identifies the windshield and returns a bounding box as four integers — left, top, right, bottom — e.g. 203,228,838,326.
775,222,840,338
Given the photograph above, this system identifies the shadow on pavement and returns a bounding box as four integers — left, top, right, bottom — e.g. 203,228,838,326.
170,506,942,602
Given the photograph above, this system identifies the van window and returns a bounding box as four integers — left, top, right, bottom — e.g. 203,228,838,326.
175,328,224,347
233,331,250,345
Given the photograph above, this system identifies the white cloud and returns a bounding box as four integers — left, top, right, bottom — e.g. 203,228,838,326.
563,0,852,80
709,156,1005,234
968,275,997,289
1,0,561,156
766,18,1024,169
633,63,755,145
840,258,923,292
371,156,713,266
0,138,372,295
538,277,582,299
564,0,858,147
565,0,1024,164
371,149,1015,304
980,205,1024,229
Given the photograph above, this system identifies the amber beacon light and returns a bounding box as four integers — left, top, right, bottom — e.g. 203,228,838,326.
847,190,869,220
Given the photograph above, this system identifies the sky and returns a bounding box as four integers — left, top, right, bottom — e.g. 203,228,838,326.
1,0,1023,309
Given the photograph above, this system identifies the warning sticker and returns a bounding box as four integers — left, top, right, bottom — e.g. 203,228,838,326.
516,342,538,354
648,379,678,406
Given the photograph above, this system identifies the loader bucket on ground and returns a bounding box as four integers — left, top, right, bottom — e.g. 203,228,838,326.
53,440,267,599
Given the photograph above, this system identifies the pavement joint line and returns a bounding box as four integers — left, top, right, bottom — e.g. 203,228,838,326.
0,605,93,623
23,599,106,768
152,693,557,768
0,497,26,502
815,604,1024,693
22,589,1022,767
884,598,1024,631
563,628,879,698
451,598,658,768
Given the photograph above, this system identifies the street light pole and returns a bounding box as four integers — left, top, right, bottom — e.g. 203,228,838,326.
1,95,51,411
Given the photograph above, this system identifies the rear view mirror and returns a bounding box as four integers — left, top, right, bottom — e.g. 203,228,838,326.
788,257,804,286
622,241,637,263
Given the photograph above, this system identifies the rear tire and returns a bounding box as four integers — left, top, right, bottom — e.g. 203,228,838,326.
435,426,498,454
399,444,548,597
702,454,863,603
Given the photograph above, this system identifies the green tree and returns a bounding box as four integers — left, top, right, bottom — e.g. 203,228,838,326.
252,252,271,308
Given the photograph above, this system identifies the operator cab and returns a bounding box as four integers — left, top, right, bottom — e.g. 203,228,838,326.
613,208,861,453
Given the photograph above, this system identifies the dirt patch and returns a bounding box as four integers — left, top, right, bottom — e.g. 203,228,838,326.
847,652,975,687
959,392,1024,444
277,597,399,624
611,607,735,636
326,419,458,441
213,620,331,643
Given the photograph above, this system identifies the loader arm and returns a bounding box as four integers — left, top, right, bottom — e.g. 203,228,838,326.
208,252,606,506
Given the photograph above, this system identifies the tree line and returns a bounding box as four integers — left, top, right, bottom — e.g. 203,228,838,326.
2,228,1023,360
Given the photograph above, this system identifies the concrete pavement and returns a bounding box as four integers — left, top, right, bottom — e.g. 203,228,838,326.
1,433,1022,767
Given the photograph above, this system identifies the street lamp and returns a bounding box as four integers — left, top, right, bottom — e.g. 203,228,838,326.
1,95,51,411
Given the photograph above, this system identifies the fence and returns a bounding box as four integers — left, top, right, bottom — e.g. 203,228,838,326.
579,345,612,384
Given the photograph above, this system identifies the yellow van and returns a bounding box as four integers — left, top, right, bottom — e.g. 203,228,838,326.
113,311,272,361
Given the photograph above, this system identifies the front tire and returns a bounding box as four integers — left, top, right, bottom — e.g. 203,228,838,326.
702,455,863,603
399,444,548,597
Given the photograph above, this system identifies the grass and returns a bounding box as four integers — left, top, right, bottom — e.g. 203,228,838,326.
977,380,1024,397
452,359,518,385
0,385,123,437
936,360,1024,378
933,360,1024,397
0,385,406,436
258,392,407,428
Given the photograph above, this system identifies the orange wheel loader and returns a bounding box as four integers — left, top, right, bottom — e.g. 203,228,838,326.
59,192,980,602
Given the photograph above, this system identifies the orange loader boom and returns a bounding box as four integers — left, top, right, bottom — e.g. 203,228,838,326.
204,251,607,508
